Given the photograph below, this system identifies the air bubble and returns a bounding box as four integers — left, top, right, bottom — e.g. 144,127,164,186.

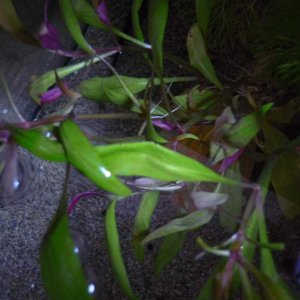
2,108,8,114
87,283,96,295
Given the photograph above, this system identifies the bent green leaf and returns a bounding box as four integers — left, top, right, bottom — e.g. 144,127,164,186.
59,0,93,53
195,0,217,37
59,119,131,196
40,170,92,300
132,191,160,262
105,200,138,300
187,23,222,89
142,209,214,245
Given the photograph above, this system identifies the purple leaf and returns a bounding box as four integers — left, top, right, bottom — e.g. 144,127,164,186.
96,0,111,26
68,191,100,214
40,86,63,104
39,21,62,50
152,119,184,133
0,130,10,143
219,148,244,173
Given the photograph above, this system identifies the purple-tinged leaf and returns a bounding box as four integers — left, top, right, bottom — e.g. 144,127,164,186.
191,191,228,210
68,191,99,214
39,21,62,50
0,130,10,143
41,86,63,104
96,0,111,26
219,148,244,173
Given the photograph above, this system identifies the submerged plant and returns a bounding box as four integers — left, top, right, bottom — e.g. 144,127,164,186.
0,0,299,299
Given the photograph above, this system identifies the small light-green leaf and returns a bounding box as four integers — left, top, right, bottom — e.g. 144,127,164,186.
105,200,138,300
40,173,92,300
132,191,160,262
95,142,237,185
154,232,186,277
187,23,222,89
148,0,168,73
142,209,214,245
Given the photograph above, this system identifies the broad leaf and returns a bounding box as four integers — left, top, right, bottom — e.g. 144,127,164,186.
79,75,196,105
105,200,138,300
59,119,131,196
263,122,300,217
142,209,214,244
154,232,186,277
148,0,168,73
132,191,160,262
40,172,92,300
187,23,222,89
95,142,237,185
59,0,93,53
0,0,38,45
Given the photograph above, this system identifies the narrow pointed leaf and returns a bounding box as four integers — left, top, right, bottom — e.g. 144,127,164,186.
40,172,92,300
71,0,151,49
154,232,186,277
0,0,39,45
131,0,144,41
187,23,222,88
59,119,131,196
142,209,214,245
95,142,237,185
148,0,168,73
132,191,160,262
105,200,138,300
59,0,93,53
195,0,217,37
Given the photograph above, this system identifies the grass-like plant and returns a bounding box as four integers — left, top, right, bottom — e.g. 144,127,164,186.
0,0,299,299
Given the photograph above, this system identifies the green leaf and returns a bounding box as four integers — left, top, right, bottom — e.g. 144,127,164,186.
154,232,186,277
105,201,138,300
219,163,243,233
148,0,168,73
40,171,92,300
221,103,273,148
239,267,262,300
30,54,115,104
79,75,196,105
146,119,167,143
0,0,39,45
95,142,237,185
142,209,214,245
187,23,222,89
131,0,144,41
195,0,217,37
59,119,131,196
10,127,67,162
132,191,160,262
59,0,93,53
71,0,151,49
263,122,300,217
